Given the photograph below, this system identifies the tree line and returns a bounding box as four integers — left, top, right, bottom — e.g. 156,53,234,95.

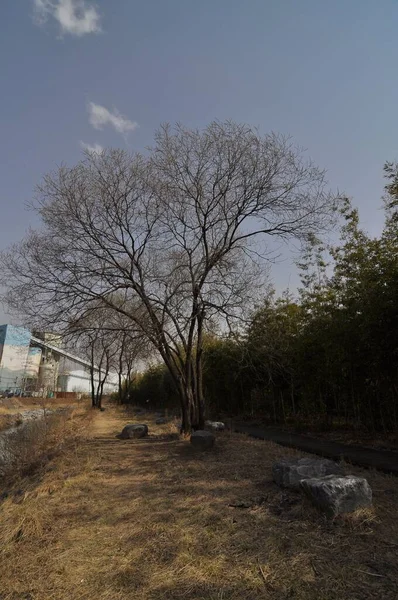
130,167,398,433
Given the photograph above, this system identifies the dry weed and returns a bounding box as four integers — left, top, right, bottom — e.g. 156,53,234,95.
0,407,397,599
0,406,92,480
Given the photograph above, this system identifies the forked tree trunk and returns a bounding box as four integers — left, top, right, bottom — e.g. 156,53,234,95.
158,336,206,434
177,361,205,433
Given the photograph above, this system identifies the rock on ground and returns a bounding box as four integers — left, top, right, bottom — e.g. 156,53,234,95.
205,420,225,431
120,424,148,439
272,457,343,489
190,430,215,450
300,474,373,516
155,418,167,425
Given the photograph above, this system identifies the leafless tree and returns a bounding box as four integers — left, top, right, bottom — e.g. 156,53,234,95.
87,330,113,409
68,310,149,407
114,330,149,404
69,322,116,409
0,121,339,432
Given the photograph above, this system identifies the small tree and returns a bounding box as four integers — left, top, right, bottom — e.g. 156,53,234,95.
68,310,149,407
115,329,149,404
73,328,115,409
1,121,338,432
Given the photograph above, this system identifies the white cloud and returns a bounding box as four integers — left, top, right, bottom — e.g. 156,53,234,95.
33,0,101,36
88,102,138,135
80,141,104,154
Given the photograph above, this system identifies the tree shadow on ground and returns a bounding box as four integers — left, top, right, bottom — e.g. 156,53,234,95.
2,411,398,600
75,430,398,600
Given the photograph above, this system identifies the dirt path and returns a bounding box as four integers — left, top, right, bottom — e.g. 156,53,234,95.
1,408,398,600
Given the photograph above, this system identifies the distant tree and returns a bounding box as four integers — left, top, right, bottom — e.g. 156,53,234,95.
0,122,338,432
115,329,150,404
293,189,398,431
130,363,177,409
74,328,115,409
246,293,302,422
201,333,249,416
68,309,149,407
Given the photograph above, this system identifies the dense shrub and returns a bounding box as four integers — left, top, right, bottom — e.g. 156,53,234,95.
129,365,178,410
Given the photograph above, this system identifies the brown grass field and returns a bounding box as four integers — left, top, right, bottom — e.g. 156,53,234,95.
0,397,85,432
0,406,397,600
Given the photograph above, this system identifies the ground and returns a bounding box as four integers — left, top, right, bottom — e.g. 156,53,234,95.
0,406,397,599
250,419,398,452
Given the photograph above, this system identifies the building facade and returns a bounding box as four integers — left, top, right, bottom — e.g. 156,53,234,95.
0,325,31,392
0,324,118,396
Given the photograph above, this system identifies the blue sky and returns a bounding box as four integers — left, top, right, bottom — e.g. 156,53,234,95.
1,0,398,321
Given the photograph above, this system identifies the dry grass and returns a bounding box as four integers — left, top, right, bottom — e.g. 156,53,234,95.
0,396,83,414
0,406,92,480
0,397,84,435
0,414,21,433
0,407,397,600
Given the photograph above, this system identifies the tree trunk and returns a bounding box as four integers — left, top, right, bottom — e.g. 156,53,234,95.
98,379,106,410
177,376,192,434
195,312,205,430
180,396,191,433
90,366,96,408
290,381,296,417
176,374,205,433
118,373,122,402
123,371,134,403
157,329,206,434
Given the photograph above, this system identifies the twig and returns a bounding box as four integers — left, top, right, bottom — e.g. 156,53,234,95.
258,561,272,587
381,541,398,547
310,559,319,577
351,568,385,578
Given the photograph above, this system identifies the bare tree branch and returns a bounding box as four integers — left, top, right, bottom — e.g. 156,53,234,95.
0,121,339,432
